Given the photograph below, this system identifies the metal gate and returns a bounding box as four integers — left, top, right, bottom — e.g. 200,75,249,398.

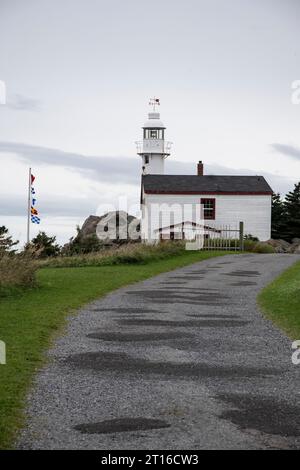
201,221,244,251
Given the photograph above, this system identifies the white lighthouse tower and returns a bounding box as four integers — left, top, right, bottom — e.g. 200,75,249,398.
136,98,172,175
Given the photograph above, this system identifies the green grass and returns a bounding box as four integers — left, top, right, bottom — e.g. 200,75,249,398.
0,249,231,449
258,260,300,339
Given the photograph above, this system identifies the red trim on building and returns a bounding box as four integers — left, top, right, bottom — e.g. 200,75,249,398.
144,190,273,195
201,198,216,220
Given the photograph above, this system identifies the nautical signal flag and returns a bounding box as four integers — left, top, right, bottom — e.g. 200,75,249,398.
30,172,40,224
31,215,40,224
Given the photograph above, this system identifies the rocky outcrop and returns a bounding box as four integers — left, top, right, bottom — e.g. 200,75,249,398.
265,238,300,253
77,211,140,243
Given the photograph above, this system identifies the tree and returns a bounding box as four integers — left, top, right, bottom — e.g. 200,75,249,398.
271,193,286,239
283,182,300,241
0,226,19,254
63,230,104,255
30,231,61,258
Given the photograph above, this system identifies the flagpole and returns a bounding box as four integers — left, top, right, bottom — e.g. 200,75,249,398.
27,167,31,245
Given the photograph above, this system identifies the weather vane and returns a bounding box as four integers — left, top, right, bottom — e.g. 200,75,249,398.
149,97,160,112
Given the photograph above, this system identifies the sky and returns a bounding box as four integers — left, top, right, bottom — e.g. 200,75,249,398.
0,0,300,246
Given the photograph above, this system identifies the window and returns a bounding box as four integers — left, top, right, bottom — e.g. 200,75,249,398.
201,198,215,220
144,129,164,139
144,155,149,164
150,130,157,139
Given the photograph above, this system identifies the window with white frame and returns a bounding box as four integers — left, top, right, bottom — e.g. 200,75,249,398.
201,198,215,220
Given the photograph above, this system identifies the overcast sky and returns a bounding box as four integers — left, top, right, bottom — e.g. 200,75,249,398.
0,0,300,245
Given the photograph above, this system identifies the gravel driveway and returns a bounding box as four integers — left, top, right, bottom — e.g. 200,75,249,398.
17,253,300,450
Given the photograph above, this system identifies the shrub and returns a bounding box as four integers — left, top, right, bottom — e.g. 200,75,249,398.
26,231,61,258
251,242,275,254
0,226,19,254
0,254,38,294
63,233,105,255
41,241,187,268
244,240,275,253
243,240,256,252
244,234,259,242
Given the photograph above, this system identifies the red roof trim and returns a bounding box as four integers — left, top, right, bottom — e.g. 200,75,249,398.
144,190,273,196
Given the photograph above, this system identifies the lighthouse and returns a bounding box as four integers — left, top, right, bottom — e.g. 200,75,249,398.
136,98,172,175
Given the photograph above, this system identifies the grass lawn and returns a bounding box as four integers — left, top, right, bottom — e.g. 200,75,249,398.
0,249,231,449
258,260,300,339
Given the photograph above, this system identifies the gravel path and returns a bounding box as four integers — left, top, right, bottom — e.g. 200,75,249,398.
17,253,300,450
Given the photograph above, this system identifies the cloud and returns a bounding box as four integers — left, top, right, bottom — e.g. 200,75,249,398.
5,94,41,111
0,141,296,198
0,193,97,217
0,141,139,185
271,143,300,161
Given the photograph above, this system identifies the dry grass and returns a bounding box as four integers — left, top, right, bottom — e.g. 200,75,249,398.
41,241,187,268
0,254,38,293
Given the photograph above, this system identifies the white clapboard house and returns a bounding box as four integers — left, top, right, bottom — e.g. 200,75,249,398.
136,106,273,243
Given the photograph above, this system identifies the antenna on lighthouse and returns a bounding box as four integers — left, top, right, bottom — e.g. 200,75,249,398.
149,97,160,112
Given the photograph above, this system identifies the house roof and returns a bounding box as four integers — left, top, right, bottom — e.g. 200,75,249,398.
142,174,273,195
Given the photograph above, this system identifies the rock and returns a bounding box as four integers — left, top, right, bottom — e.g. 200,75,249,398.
266,239,291,253
77,211,140,242
80,215,102,238
290,239,300,254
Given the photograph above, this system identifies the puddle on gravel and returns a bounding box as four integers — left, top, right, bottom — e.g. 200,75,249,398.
216,262,234,265
65,351,280,380
74,418,170,434
161,281,188,285
91,308,158,313
111,316,145,321
125,290,229,306
116,319,248,327
230,281,257,286
186,314,240,319
224,271,260,277
216,394,300,437
160,276,204,280
160,286,218,291
87,331,193,342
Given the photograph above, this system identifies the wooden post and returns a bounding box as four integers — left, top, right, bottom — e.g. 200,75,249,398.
239,221,244,251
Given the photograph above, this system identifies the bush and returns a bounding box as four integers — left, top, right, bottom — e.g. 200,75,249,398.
251,242,275,254
243,240,256,252
41,241,187,268
0,226,19,254
27,231,61,258
244,234,259,242
244,240,275,253
63,233,105,255
0,254,38,295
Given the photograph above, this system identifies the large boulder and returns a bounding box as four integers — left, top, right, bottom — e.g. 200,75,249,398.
78,211,140,242
290,238,300,254
79,215,102,238
266,239,291,253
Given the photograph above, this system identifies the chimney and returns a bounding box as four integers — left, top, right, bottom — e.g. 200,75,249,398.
197,160,203,176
